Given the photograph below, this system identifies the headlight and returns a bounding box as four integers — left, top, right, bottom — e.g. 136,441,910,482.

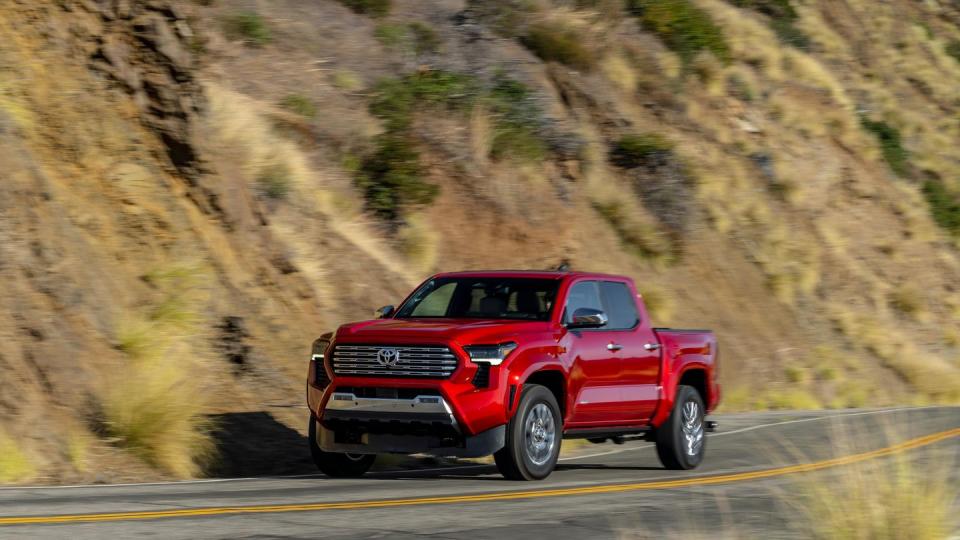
464,342,517,366
311,338,330,362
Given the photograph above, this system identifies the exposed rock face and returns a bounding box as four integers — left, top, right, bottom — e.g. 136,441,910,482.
86,0,203,176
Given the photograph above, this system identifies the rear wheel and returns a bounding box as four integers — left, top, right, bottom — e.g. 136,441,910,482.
494,384,562,480
308,414,376,477
655,385,706,470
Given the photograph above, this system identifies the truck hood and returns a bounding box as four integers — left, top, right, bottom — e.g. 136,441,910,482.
335,318,551,346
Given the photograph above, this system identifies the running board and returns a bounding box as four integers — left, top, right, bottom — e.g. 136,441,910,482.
564,420,718,442
563,426,652,442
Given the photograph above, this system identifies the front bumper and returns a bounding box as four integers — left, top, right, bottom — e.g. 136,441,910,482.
324,390,460,428
318,391,505,457
317,423,505,457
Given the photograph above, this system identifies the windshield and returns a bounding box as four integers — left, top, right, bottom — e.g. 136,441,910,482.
395,277,560,321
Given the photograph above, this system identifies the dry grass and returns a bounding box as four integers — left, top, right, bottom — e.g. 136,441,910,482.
619,421,958,538
788,427,958,540
101,359,213,478
66,430,92,473
101,262,214,478
522,20,595,70
469,104,493,166
830,381,869,409
205,83,311,204
397,212,439,273
639,284,675,323
0,427,35,483
600,52,639,93
888,285,927,320
762,387,822,410
717,386,753,411
592,200,674,262
829,306,960,403
331,70,363,91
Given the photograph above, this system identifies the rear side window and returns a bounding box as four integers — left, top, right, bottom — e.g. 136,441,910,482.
600,281,639,330
564,281,603,324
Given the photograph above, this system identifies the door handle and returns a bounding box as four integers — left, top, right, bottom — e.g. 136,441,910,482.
644,343,661,351
606,343,623,352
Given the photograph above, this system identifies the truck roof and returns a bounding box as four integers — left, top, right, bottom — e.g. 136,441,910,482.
431,270,631,281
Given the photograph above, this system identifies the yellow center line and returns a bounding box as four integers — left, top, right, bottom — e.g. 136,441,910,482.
2,427,958,526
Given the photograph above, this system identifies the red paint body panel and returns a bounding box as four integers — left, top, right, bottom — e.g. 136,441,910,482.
306,271,719,441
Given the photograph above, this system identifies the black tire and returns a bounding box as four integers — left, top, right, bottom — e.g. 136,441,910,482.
308,414,376,477
494,384,562,481
655,385,706,470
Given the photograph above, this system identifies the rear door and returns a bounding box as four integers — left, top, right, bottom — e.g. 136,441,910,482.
600,281,662,422
563,280,630,425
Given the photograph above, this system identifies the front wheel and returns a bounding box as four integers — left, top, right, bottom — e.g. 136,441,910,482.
308,414,376,477
655,385,706,470
494,384,562,480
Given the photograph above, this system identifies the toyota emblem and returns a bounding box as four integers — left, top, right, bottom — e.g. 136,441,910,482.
376,348,400,367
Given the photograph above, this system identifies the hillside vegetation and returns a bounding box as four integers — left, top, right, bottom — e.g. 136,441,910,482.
0,0,958,482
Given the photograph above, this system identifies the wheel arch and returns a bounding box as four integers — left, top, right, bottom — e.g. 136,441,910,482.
678,368,708,407
520,369,567,421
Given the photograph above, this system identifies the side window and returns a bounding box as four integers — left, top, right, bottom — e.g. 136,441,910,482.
410,282,456,317
564,281,603,324
600,281,640,330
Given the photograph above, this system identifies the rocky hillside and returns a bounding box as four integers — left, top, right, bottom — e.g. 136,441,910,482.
0,0,958,483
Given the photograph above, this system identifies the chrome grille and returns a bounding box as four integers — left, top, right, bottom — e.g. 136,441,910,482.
331,344,458,378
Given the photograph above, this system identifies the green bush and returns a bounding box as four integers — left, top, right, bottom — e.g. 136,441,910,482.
257,163,292,199
490,126,547,162
946,40,960,63
464,0,537,38
360,71,477,220
731,0,809,49
626,0,730,64
860,117,910,177
731,0,795,19
357,134,438,221
922,179,960,236
487,76,547,162
370,71,477,131
521,22,595,70
409,22,441,55
223,12,271,47
338,0,390,17
610,133,674,168
359,71,552,218
374,22,441,55
280,94,316,118
374,23,407,48
770,17,810,48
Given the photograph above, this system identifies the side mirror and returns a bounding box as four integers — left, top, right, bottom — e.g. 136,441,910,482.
567,307,608,329
375,305,395,319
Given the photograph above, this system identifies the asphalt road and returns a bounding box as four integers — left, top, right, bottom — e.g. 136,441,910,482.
1,407,958,539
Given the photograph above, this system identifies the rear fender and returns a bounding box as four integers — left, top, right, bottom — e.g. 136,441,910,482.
650,336,715,428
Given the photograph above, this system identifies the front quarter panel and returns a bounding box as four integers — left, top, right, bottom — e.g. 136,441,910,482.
501,333,569,419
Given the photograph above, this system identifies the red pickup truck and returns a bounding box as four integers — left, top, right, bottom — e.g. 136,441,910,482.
306,270,719,480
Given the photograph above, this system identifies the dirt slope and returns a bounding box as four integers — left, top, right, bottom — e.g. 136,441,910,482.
0,0,958,483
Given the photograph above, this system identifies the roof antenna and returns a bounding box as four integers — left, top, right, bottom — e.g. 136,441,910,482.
555,260,571,272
